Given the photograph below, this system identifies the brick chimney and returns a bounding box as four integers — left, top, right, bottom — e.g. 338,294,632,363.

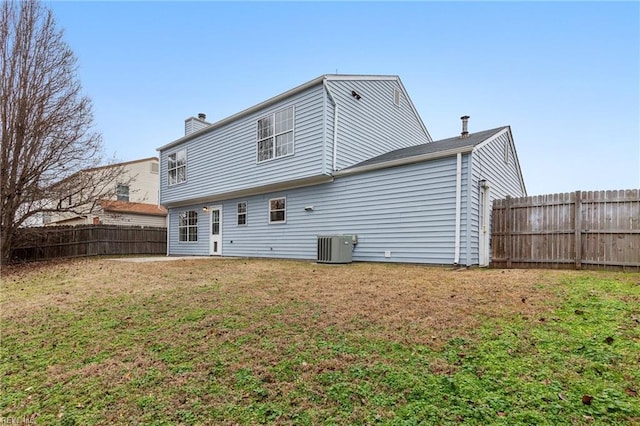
460,115,470,138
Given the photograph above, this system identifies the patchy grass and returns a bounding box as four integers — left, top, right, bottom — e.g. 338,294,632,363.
1,258,638,425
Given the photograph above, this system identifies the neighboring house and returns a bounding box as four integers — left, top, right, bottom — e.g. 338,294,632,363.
45,157,167,227
157,75,526,265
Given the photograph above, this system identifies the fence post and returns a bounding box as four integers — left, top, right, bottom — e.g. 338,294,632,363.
505,195,512,269
574,190,582,270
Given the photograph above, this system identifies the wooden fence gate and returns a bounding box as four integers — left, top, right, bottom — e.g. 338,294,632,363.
491,189,639,270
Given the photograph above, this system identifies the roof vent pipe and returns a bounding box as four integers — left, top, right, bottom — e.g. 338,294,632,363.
460,115,470,138
198,113,206,121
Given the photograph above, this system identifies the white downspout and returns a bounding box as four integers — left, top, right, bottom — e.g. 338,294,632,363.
323,81,339,171
454,152,462,265
332,105,339,171
166,213,170,256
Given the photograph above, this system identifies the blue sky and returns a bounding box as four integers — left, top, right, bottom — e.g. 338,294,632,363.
48,1,639,195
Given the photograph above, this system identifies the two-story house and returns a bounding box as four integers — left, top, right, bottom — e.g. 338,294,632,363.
157,75,526,266
45,157,167,227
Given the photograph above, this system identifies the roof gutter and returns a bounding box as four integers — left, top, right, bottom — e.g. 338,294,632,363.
333,145,474,178
163,174,334,209
157,75,326,152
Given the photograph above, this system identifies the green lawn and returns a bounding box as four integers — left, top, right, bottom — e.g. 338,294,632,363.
1,258,638,425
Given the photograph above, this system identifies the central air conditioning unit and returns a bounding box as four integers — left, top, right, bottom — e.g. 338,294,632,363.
317,235,357,264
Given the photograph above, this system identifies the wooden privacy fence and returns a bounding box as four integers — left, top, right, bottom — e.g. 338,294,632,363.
491,189,640,270
10,225,167,263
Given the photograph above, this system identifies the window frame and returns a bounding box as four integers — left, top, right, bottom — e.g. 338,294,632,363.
168,149,187,186
268,197,286,224
504,139,510,164
237,201,247,226
256,106,295,164
178,210,198,242
116,184,130,202
393,87,401,107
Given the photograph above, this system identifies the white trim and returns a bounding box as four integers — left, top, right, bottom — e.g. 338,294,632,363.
472,126,527,196
454,153,462,265
333,105,339,171
393,87,401,107
157,75,419,152
504,137,510,164
324,82,339,172
256,105,295,164
478,185,491,267
167,148,187,186
465,152,474,266
333,145,474,178
236,201,248,226
395,78,432,142
209,205,223,255
322,82,328,176
325,74,399,81
158,76,325,152
268,197,286,224
472,127,509,151
163,175,333,209
178,209,198,243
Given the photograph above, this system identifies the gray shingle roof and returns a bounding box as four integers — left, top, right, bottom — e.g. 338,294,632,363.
347,126,508,170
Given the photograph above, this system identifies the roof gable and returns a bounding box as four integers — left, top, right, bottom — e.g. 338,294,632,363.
157,74,427,152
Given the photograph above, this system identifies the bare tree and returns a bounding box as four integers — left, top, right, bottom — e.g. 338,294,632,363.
0,0,122,264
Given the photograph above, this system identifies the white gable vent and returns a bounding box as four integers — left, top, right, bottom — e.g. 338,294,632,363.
317,235,357,264
393,88,401,107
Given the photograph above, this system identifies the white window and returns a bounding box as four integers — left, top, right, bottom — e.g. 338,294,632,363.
168,149,186,185
269,197,286,223
178,210,198,242
150,162,159,174
393,88,401,107
257,106,294,162
237,202,247,226
116,184,129,202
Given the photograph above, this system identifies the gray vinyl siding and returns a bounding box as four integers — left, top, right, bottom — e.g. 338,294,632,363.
160,84,326,206
324,98,335,174
167,205,210,256
468,131,527,264
168,156,470,264
326,79,430,171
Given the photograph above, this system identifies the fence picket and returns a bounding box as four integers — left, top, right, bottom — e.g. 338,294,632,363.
9,225,167,263
491,189,640,271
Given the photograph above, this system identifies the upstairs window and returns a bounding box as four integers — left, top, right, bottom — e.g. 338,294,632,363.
237,202,247,225
257,106,294,162
116,184,129,202
168,149,186,185
178,210,198,242
269,197,286,223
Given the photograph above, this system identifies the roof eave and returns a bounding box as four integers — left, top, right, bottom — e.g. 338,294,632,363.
333,145,474,178
157,75,328,152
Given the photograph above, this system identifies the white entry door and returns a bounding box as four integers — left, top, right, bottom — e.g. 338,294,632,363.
478,186,491,267
210,206,222,256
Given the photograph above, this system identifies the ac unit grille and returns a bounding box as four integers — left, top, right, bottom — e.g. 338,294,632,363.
317,235,354,264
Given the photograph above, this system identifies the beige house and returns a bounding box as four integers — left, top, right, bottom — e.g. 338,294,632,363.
44,157,166,227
